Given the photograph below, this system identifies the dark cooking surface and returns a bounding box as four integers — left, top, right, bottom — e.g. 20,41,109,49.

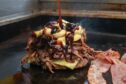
0,32,126,84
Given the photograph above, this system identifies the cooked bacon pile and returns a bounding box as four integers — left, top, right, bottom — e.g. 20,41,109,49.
88,49,126,84
21,19,95,73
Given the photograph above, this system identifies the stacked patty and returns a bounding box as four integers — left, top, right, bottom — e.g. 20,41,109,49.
21,19,94,73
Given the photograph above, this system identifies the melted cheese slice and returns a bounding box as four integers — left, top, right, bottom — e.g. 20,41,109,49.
57,36,66,46
74,26,84,35
44,27,52,35
34,29,43,37
53,30,66,38
74,34,81,41
74,26,85,41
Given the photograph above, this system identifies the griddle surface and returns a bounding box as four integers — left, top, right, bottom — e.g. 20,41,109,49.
0,32,126,84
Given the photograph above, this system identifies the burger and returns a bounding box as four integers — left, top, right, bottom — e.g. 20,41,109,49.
21,19,94,73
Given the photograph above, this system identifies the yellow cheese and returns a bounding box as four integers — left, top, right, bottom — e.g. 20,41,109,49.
57,36,66,46
53,30,66,38
34,29,43,37
45,27,52,35
74,34,81,41
53,23,61,30
74,26,84,35
53,59,78,70
62,19,69,24
74,26,85,41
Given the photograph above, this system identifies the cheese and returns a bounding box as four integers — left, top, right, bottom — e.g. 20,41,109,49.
53,59,78,70
57,36,66,46
74,26,84,35
34,29,43,37
74,34,81,41
44,27,52,35
53,30,66,38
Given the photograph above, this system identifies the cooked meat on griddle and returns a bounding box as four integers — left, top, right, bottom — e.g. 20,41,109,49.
110,53,126,84
111,61,126,84
88,64,107,84
21,19,126,84
88,48,126,84
121,53,126,64
88,49,121,84
21,19,94,73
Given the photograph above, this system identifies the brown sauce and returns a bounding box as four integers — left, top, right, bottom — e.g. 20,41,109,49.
57,0,62,28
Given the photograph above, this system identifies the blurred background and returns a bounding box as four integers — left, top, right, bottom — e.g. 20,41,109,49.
0,0,126,42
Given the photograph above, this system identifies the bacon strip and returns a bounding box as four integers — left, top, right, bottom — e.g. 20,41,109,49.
88,64,107,84
111,62,126,84
88,49,120,84
95,49,120,63
88,59,111,84
121,53,126,64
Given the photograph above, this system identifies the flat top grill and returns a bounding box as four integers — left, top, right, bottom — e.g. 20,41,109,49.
0,31,126,84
